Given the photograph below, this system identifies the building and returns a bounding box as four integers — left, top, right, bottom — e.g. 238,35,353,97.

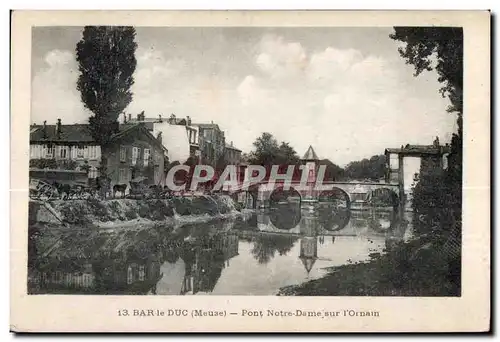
224,141,242,165
298,214,319,277
30,120,102,179
29,119,168,187
180,233,239,295
127,113,200,163
301,145,320,201
192,122,226,167
103,123,168,187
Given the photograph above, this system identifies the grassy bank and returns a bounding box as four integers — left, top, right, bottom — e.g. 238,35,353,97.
31,194,242,228
278,238,460,297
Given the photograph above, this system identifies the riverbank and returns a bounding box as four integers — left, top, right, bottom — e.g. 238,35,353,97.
278,237,460,296
30,194,249,230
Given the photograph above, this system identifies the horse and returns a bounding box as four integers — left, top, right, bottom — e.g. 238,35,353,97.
53,182,73,200
113,183,128,198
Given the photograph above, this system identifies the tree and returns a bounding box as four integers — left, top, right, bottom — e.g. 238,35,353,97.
390,27,463,290
343,155,386,181
390,28,463,120
318,159,344,181
247,132,300,166
76,26,138,146
390,27,463,187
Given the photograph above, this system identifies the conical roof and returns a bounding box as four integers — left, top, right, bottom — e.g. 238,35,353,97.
299,256,317,275
302,145,319,161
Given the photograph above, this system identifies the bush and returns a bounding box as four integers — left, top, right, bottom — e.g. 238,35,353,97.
147,199,174,221
59,204,91,225
171,197,192,216
137,201,150,218
86,197,110,220
233,202,243,212
125,209,137,220
191,196,218,216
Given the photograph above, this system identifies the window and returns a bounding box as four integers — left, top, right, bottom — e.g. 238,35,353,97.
30,145,41,159
154,167,160,182
88,166,99,179
44,145,54,158
389,154,399,169
76,146,85,159
143,149,150,166
119,168,127,183
59,146,69,159
120,146,127,162
138,265,145,281
127,266,133,284
89,146,98,159
131,147,138,165
154,150,159,165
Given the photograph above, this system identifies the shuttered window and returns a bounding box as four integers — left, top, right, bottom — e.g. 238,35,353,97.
132,147,138,165
120,146,127,162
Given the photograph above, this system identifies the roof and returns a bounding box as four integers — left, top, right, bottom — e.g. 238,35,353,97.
302,145,319,160
30,123,167,152
225,144,242,152
30,124,95,143
192,123,221,130
385,144,450,156
111,124,167,152
299,255,317,275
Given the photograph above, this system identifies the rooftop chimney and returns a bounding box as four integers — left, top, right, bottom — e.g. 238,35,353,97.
128,113,132,122
123,113,127,124
187,116,191,126
43,120,47,139
158,114,163,123
231,141,233,147
56,119,62,139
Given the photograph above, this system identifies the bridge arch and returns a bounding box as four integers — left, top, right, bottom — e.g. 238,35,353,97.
269,205,302,231
269,186,302,206
369,187,399,209
318,187,351,209
367,210,398,233
317,207,351,232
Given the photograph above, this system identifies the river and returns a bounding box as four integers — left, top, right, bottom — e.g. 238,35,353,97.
28,204,413,295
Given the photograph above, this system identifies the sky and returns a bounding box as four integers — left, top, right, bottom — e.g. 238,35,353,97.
31,26,458,167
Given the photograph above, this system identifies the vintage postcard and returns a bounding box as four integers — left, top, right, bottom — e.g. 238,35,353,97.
10,10,490,332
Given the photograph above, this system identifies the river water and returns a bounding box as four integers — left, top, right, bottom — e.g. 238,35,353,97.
28,204,413,295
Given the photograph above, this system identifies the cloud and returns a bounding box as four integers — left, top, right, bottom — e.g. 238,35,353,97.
31,32,456,168
255,34,308,80
234,34,454,165
31,49,91,125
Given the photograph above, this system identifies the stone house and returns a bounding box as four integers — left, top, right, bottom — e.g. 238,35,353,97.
101,123,168,187
29,119,102,179
29,119,168,187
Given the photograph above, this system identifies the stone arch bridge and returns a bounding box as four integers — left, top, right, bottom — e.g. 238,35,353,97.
228,181,400,210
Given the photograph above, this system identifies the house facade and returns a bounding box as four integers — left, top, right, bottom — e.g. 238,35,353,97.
224,141,242,166
29,119,167,187
102,123,168,187
29,120,102,179
193,122,226,167
127,113,200,162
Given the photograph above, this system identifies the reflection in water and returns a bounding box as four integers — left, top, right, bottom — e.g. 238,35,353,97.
29,206,411,295
268,203,302,230
251,233,298,264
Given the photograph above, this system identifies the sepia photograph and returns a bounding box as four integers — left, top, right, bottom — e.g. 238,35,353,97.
11,10,490,332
